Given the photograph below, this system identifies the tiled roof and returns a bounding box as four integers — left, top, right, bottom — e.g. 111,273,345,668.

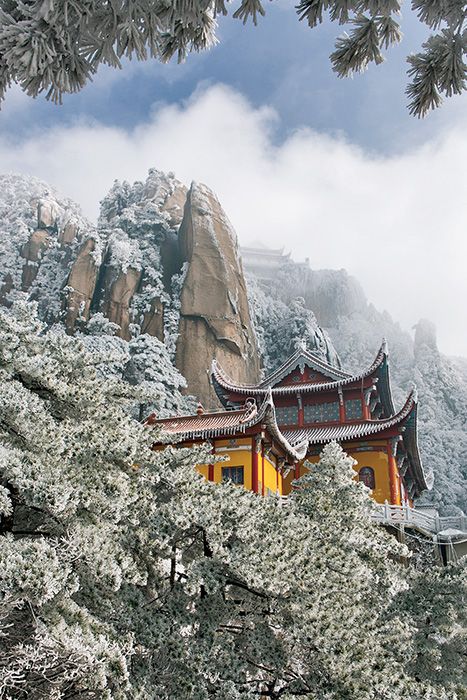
148,386,428,496
257,346,352,386
212,342,389,398
148,392,308,463
151,401,258,436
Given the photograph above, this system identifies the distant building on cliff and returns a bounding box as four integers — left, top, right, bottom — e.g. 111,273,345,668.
240,244,310,284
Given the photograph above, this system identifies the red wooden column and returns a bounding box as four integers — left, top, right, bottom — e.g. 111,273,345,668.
297,394,304,427
252,436,260,494
338,387,345,422
362,387,372,420
261,444,265,496
208,443,215,482
387,441,401,506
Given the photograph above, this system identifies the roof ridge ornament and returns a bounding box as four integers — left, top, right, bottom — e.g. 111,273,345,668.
296,337,307,352
408,383,418,403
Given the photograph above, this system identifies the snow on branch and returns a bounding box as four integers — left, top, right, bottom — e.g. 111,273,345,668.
0,0,465,115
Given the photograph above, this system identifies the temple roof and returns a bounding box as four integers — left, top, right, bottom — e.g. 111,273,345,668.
240,245,288,257
147,392,308,463
212,342,394,416
282,389,416,446
258,345,351,385
148,385,429,497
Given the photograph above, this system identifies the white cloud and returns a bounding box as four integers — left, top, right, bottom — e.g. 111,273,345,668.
0,83,466,356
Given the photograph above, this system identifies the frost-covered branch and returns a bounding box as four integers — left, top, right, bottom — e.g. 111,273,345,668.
0,0,465,115
0,301,465,698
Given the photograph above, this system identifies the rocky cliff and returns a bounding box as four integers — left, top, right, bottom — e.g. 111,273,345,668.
0,171,260,407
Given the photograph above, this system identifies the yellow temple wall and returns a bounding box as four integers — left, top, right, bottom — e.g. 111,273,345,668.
349,448,392,503
303,441,396,504
194,437,288,495
197,463,209,480
176,437,399,503
196,437,253,490
261,454,280,496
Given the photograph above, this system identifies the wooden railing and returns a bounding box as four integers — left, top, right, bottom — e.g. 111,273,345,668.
372,503,467,536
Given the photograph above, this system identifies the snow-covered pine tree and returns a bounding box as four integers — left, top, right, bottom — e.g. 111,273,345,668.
247,276,340,373
0,1,464,116
0,300,149,697
0,301,464,698
0,300,217,697
126,332,195,419
393,561,467,698
80,313,194,420
168,441,463,699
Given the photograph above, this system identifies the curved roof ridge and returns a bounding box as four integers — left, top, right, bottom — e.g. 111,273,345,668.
370,339,387,365
257,346,352,388
211,359,263,392
370,340,395,417
212,341,390,397
148,391,306,463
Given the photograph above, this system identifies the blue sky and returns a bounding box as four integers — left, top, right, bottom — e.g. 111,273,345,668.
1,3,466,356
3,3,462,150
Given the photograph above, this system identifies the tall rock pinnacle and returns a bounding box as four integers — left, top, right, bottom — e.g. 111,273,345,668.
177,182,260,407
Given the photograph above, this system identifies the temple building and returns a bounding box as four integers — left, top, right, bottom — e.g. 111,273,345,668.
149,342,430,505
239,246,292,283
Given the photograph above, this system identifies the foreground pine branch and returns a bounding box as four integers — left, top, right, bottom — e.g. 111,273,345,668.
0,0,465,116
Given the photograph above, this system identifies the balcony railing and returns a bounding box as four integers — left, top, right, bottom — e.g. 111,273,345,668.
278,497,467,538
372,503,467,537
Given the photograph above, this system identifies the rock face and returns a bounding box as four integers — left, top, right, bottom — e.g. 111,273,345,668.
140,297,165,340
177,183,260,407
160,182,188,230
64,238,100,331
21,229,51,290
241,252,368,330
0,171,261,407
99,264,142,341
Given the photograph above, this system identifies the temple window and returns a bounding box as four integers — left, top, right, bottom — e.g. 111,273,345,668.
345,398,363,420
304,402,339,423
275,406,299,425
358,467,375,490
222,466,244,485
